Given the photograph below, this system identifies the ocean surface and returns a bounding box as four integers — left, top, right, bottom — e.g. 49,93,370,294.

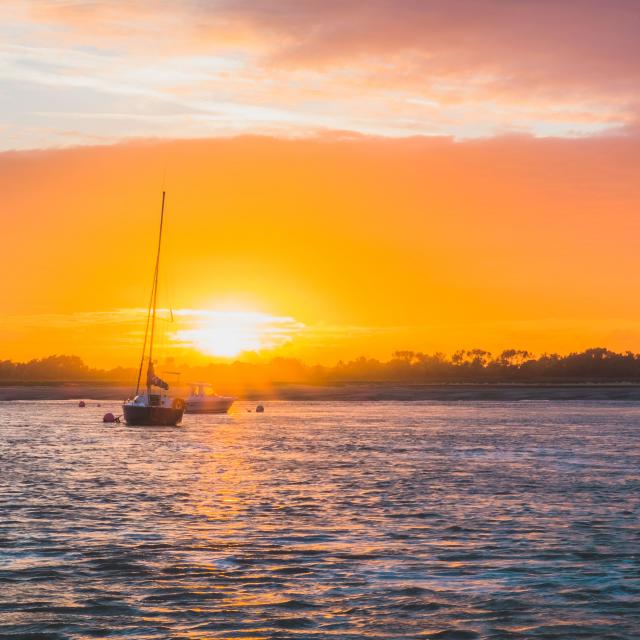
1,400,639,639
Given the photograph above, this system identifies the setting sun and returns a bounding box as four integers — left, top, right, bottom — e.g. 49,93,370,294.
170,310,303,358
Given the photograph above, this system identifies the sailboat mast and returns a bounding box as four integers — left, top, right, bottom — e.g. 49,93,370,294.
147,191,166,395
134,277,154,395
134,191,165,396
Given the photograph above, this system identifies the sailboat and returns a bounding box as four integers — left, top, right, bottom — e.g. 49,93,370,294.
123,192,185,426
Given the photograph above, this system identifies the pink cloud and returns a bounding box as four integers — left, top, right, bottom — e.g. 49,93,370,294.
24,1,640,88
3,1,639,143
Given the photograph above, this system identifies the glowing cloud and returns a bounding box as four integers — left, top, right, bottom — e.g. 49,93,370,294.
1,0,639,149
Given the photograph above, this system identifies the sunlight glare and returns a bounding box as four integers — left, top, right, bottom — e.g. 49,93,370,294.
171,310,303,358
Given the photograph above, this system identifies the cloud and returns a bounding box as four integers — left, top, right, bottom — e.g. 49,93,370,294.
60,2,640,90
0,306,380,362
1,0,638,147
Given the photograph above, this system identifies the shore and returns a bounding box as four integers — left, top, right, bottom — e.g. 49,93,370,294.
4,382,640,401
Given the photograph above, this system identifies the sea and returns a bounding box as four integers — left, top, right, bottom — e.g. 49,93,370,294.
1,400,639,639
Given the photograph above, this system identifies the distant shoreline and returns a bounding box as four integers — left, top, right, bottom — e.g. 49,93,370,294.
4,382,640,401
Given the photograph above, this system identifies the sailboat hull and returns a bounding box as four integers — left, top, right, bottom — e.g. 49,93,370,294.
122,404,184,426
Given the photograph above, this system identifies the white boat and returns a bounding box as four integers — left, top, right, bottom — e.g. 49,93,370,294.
185,383,234,414
122,192,185,426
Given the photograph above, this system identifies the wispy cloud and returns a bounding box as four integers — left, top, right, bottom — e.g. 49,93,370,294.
1,0,638,149
170,310,305,356
0,308,382,360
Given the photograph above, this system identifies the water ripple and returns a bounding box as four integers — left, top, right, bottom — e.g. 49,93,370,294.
0,400,639,638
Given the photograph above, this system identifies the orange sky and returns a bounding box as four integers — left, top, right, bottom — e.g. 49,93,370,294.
1,2,640,366
2,134,640,366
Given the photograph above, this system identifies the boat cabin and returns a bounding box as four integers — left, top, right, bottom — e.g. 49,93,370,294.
188,382,218,398
129,392,173,409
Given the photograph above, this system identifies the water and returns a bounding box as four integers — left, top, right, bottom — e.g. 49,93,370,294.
1,400,639,639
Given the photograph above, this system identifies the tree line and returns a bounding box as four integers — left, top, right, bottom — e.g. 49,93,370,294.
4,348,640,384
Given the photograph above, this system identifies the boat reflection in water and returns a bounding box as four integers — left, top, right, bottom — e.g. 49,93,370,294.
122,191,185,426
185,382,234,414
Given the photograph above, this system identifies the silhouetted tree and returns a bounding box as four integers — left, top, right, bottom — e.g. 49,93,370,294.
4,347,640,384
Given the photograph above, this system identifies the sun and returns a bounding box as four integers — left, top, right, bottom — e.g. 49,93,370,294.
187,323,262,358
171,310,303,358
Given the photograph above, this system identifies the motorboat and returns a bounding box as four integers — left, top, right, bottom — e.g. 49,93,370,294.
122,192,185,426
185,383,234,414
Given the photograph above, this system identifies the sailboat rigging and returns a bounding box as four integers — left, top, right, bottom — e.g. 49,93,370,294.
123,192,185,426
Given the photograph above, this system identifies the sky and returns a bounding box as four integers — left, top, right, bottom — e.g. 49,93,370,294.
1,1,640,366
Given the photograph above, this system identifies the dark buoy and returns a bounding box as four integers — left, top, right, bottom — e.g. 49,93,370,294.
78,400,86,408
256,404,264,413
103,412,116,423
